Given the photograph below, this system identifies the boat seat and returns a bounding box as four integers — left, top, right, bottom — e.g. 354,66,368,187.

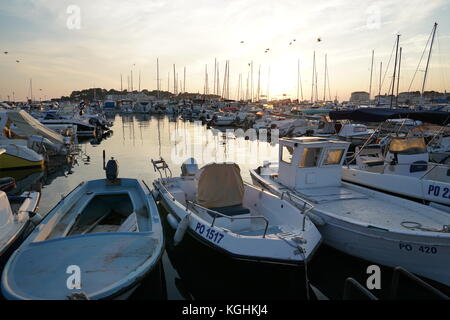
207,204,251,218
363,159,384,167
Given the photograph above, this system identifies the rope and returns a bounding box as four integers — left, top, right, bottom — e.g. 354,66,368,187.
276,235,311,300
401,221,450,233
407,29,433,92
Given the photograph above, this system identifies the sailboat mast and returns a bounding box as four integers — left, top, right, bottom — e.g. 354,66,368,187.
390,34,400,109
369,50,374,103
120,74,123,91
267,67,270,101
421,22,438,97
173,64,177,95
250,61,253,102
139,70,141,92
213,58,217,95
156,58,160,98
297,59,300,102
378,62,382,105
311,51,315,103
396,47,402,107
257,65,261,102
183,67,186,93
323,54,327,102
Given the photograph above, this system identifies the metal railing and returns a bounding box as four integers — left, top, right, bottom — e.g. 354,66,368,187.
151,157,172,179
280,191,315,231
187,200,270,238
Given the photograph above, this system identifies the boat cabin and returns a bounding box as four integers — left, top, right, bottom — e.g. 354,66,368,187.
278,137,350,190
338,123,370,137
355,136,429,176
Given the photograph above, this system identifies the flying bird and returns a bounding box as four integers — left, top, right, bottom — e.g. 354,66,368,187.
240,41,244,43
289,42,292,45
317,37,322,42
4,51,8,55
16,60,20,63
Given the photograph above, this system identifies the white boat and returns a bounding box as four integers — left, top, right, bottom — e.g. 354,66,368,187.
336,123,374,145
210,113,237,126
250,136,450,286
342,136,450,211
152,159,322,267
0,189,41,262
1,155,164,300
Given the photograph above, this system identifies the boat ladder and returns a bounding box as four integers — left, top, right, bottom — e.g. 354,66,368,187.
151,157,172,179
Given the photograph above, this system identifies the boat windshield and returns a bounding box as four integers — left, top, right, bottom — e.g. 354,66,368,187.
323,149,345,165
299,148,322,168
389,137,427,155
281,145,294,164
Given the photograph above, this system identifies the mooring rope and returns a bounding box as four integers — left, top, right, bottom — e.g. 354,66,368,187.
401,221,450,233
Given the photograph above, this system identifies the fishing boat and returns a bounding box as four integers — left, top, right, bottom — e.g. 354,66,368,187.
342,136,450,211
0,189,41,264
152,158,322,267
250,137,450,286
1,152,164,300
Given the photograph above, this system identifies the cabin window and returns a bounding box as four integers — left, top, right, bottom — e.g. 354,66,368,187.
353,126,366,133
323,149,345,165
299,148,322,168
281,146,294,164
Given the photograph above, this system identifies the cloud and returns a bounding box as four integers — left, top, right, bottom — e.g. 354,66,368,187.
0,0,448,101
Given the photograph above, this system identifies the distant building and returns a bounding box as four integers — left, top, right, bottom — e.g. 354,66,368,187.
106,92,156,101
350,91,369,103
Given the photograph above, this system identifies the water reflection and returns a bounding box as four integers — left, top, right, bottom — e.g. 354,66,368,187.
3,114,447,300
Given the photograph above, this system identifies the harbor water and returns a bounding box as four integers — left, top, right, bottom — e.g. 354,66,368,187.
2,113,448,300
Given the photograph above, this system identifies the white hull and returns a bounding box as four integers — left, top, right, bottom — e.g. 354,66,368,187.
250,168,450,286
154,178,321,265
342,165,450,209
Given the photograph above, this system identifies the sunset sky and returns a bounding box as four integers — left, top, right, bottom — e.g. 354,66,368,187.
0,0,449,102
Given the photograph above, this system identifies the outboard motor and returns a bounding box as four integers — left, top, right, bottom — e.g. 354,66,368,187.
181,158,198,177
103,150,119,181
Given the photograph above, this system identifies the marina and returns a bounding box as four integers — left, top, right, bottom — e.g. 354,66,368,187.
0,0,450,304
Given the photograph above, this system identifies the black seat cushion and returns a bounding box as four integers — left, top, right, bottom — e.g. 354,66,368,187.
207,205,250,218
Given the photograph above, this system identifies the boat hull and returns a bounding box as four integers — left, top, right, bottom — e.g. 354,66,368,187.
250,168,450,287
154,179,321,267
0,152,44,170
342,166,450,209
1,179,164,300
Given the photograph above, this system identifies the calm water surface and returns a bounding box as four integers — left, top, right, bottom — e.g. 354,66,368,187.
3,114,446,300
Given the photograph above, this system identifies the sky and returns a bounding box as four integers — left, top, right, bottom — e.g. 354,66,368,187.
0,0,449,102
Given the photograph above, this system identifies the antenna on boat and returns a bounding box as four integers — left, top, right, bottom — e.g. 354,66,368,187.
103,150,119,182
103,150,106,170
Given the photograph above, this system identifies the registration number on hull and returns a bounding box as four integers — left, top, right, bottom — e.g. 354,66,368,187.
399,242,438,254
427,185,450,201
194,222,225,244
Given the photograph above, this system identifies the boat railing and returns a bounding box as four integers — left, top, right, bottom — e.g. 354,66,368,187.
280,191,315,231
186,200,270,238
151,157,172,179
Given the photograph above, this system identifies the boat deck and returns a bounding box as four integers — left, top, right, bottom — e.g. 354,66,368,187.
298,184,450,233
